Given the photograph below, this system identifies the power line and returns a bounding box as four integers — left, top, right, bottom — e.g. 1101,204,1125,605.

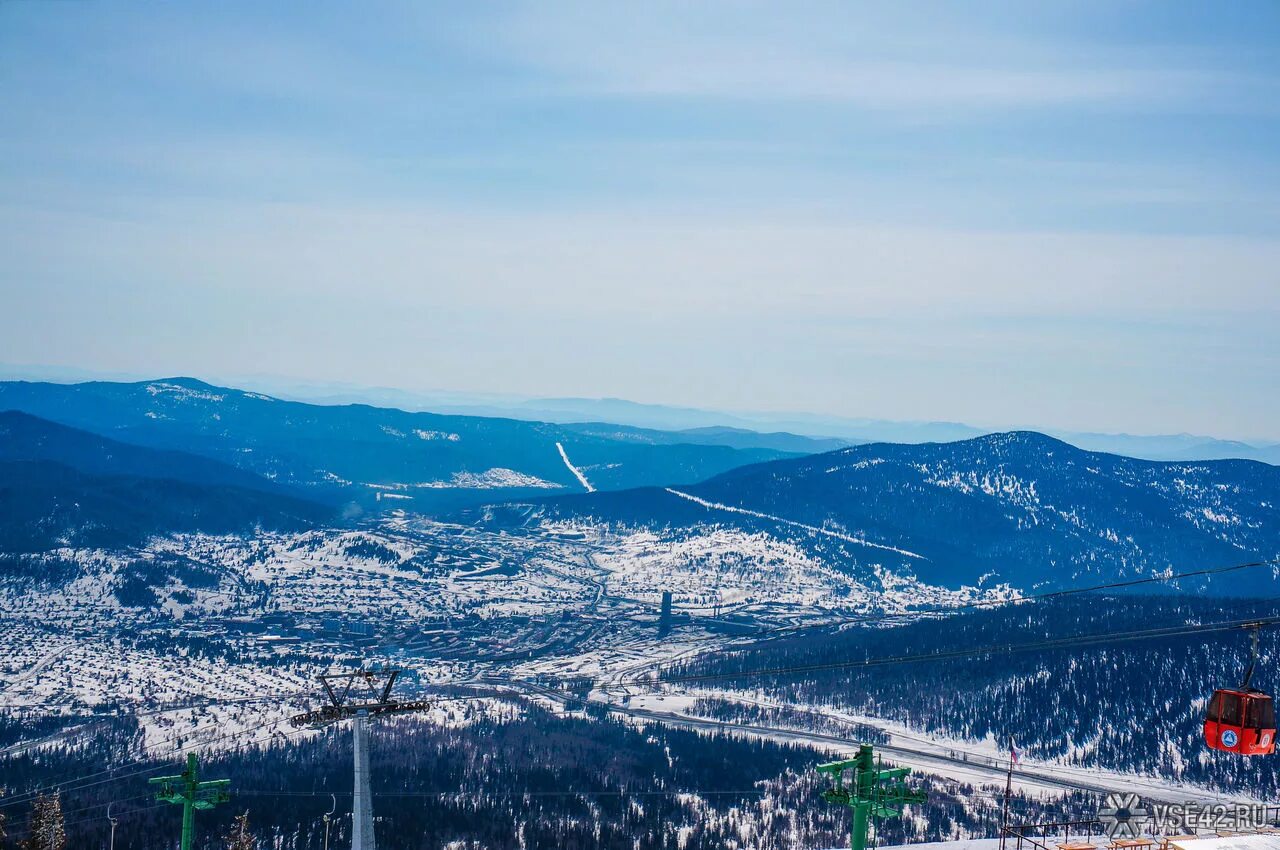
2,791,155,835
652,612,1280,686
0,690,311,717
0,689,310,803
236,789,770,798
0,711,308,811
0,691,490,813
50,801,170,836
9,788,1076,842
610,556,1280,686
722,557,1276,644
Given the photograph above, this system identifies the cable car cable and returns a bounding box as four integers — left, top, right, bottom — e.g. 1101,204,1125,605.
611,556,1280,684
0,712,310,810
649,611,1280,686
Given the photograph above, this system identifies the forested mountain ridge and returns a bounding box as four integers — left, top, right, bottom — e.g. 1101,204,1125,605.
0,410,286,493
514,431,1280,592
0,460,331,553
0,378,799,511
668,594,1280,797
0,412,332,551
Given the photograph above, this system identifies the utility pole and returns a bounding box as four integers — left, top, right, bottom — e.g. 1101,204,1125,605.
107,801,118,850
322,793,336,850
999,745,1016,850
149,753,231,850
818,744,927,850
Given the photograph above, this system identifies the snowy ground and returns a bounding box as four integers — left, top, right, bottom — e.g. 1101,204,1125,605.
0,512,1266,815
571,687,1268,806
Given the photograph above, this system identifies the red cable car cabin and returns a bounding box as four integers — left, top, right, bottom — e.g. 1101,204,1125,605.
1204,688,1276,755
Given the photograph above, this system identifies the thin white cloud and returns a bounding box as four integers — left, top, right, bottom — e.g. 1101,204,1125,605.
481,1,1254,113
1,1,1278,437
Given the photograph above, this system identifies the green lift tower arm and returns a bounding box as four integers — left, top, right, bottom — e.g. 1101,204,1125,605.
818,744,928,850
150,753,232,850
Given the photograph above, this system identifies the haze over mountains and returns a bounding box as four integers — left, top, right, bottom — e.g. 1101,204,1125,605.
250,381,1280,465
0,377,802,512
2,376,1277,596
5,366,1278,463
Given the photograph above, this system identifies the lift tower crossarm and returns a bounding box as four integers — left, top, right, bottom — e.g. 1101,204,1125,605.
818,744,927,850
149,753,231,850
289,668,433,850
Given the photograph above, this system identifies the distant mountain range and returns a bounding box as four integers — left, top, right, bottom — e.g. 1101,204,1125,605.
259,385,1280,465
558,422,850,454
4,367,1277,464
0,411,329,551
6,378,1279,594
507,431,1280,594
0,378,811,512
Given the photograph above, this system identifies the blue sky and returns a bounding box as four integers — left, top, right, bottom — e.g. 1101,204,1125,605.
2,2,1279,439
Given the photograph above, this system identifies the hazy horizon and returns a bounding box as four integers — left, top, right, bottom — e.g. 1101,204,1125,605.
4,359,1279,447
3,3,1278,439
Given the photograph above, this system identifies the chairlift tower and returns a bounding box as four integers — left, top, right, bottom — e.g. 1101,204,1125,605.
818,743,927,850
291,669,432,850
149,753,231,850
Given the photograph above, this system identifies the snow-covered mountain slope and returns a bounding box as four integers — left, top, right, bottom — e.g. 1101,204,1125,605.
0,377,800,510
0,509,1009,715
508,432,1280,592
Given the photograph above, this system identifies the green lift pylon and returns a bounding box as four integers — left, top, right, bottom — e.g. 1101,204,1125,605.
818,744,927,850
149,753,231,850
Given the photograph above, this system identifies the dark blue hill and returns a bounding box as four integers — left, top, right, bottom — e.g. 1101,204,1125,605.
0,409,286,494
0,412,333,551
0,379,799,510
0,460,330,552
508,431,1280,593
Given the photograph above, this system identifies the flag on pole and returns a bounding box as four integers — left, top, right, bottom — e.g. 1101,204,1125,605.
1010,744,1020,764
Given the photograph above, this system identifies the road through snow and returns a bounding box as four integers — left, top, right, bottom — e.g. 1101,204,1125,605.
503,680,1259,808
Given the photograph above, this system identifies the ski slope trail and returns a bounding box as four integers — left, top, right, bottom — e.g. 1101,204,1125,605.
665,488,925,559
556,442,595,492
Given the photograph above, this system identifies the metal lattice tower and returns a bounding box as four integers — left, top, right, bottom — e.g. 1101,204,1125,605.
818,744,928,850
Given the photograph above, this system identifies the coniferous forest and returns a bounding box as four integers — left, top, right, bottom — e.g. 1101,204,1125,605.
669,594,1280,796
0,702,1084,850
